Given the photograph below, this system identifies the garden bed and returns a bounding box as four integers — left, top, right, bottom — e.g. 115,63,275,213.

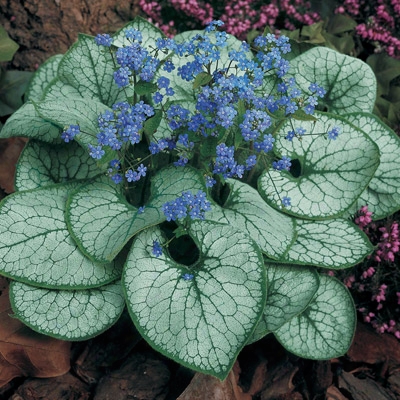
0,1,400,399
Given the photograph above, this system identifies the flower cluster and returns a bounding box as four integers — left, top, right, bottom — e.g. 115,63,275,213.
154,76,175,104
355,205,373,229
95,33,113,47
64,101,155,184
272,155,292,171
138,1,176,36
306,83,327,115
375,222,400,263
355,206,400,264
152,240,163,257
61,124,80,142
240,110,272,141
99,28,162,87
162,190,211,222
125,164,147,183
61,20,334,214
98,102,154,150
213,144,245,179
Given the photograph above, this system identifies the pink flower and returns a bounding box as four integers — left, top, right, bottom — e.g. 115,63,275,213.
364,311,375,323
355,205,373,229
362,266,375,279
375,222,400,262
344,275,355,288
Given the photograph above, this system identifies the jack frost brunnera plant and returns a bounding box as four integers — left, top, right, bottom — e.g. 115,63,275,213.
1,18,400,380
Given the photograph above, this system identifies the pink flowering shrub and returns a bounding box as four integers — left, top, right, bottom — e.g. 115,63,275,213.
336,0,400,58
139,0,400,57
169,0,214,25
219,1,279,39
138,0,319,39
375,222,400,262
333,206,400,339
138,0,177,36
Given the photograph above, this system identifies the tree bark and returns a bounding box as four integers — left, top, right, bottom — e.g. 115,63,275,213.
0,0,140,70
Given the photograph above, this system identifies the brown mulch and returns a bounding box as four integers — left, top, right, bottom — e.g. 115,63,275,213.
1,307,400,400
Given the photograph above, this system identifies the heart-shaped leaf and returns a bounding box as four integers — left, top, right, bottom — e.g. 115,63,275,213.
9,280,125,341
66,178,163,263
43,78,86,101
148,165,207,209
274,275,356,359
34,97,115,168
249,264,319,343
282,218,374,268
26,54,63,102
0,182,121,289
34,97,109,138
206,179,296,259
345,113,400,195
123,221,266,380
289,46,376,113
343,112,400,220
258,113,380,219
15,140,101,191
350,190,399,222
58,34,128,106
66,165,205,263
0,101,62,143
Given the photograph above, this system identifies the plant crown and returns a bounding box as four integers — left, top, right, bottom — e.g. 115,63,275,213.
1,17,400,380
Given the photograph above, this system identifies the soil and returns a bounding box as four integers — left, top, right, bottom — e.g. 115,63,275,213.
1,310,400,400
1,1,400,399
0,0,141,71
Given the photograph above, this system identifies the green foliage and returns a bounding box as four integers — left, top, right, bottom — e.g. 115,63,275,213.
0,17,398,380
0,25,19,62
367,54,400,133
278,19,400,133
10,280,125,340
259,113,380,219
0,70,33,117
281,15,358,56
123,221,266,379
0,25,33,117
274,275,356,360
